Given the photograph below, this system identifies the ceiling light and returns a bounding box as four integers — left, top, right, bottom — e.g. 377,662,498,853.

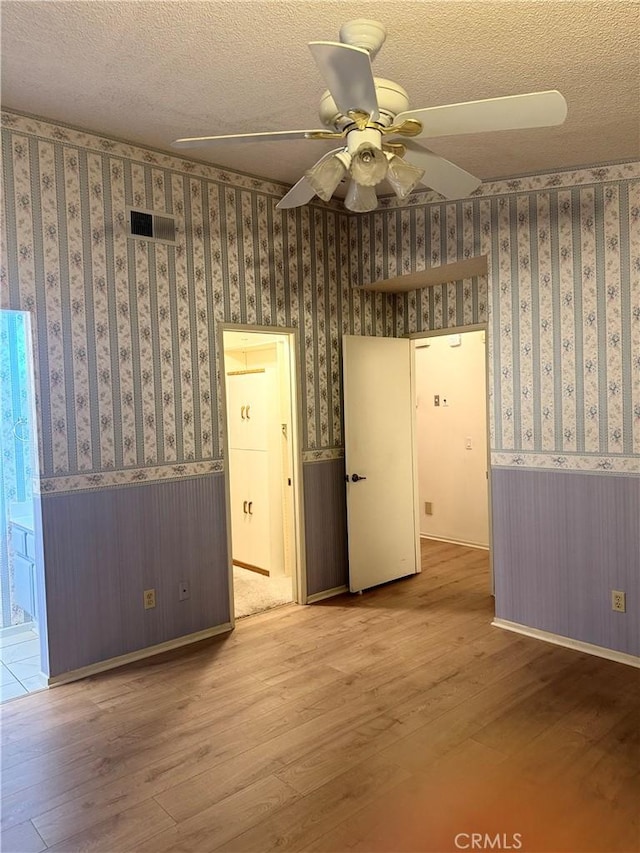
306,150,352,201
304,135,425,212
350,143,388,187
385,153,425,199
344,180,378,213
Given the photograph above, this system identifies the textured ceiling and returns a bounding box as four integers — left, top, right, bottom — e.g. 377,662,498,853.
2,1,639,191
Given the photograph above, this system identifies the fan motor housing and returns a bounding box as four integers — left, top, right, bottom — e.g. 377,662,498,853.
319,78,409,130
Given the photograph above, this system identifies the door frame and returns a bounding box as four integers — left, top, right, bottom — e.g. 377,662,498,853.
409,322,494,592
219,323,307,626
0,309,48,668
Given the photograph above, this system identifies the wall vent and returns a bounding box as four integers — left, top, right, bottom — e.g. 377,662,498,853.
127,208,176,245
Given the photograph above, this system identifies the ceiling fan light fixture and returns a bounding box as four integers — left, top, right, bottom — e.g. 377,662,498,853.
385,153,425,199
172,19,568,212
344,180,378,213
306,150,352,201
350,143,388,187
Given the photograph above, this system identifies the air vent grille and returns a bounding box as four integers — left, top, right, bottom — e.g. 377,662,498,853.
127,208,176,245
153,215,176,243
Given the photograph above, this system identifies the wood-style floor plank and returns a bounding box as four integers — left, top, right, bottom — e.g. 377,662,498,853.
0,820,46,853
44,799,175,853
1,540,639,853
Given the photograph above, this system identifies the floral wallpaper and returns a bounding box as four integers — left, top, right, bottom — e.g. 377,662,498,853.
374,167,640,474
0,112,486,492
1,110,638,492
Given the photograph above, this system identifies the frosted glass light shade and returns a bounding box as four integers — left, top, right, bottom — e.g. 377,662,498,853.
350,144,388,187
306,156,348,202
386,155,425,199
345,180,378,213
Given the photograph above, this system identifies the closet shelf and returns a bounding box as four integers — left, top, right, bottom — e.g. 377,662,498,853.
361,255,488,293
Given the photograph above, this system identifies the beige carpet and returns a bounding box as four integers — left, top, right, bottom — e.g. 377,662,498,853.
233,566,293,619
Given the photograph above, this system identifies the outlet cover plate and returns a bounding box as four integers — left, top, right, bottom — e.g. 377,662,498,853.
612,590,626,613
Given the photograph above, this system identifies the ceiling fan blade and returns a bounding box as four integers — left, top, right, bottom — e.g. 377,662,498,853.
402,144,482,199
172,129,326,149
395,90,567,139
276,176,317,210
276,147,346,210
308,41,379,120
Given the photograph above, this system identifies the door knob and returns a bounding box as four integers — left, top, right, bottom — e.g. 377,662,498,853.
351,473,367,482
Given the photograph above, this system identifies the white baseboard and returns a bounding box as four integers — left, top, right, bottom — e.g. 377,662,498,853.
492,618,640,669
48,622,233,687
306,585,348,604
421,534,489,551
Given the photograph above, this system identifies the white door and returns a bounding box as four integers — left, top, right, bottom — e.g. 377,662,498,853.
229,448,271,571
343,335,420,593
227,372,269,451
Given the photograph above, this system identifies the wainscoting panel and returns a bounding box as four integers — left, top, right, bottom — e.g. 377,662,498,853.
41,473,230,677
303,459,349,597
492,467,640,657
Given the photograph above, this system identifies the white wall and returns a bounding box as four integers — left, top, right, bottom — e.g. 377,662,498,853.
415,330,489,548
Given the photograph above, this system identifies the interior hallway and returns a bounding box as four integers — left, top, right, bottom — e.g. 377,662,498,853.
1,540,638,852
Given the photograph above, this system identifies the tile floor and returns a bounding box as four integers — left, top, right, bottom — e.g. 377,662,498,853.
0,625,47,702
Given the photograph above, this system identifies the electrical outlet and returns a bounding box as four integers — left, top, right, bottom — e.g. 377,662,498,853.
143,588,156,610
179,581,190,601
612,590,626,613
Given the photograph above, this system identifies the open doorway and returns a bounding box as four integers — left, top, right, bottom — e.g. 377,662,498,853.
340,330,492,600
221,327,304,620
413,326,492,585
0,310,48,701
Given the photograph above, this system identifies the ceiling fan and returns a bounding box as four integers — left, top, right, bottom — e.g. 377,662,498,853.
172,19,567,212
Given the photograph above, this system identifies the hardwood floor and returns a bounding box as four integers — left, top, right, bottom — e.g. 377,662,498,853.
1,540,639,853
